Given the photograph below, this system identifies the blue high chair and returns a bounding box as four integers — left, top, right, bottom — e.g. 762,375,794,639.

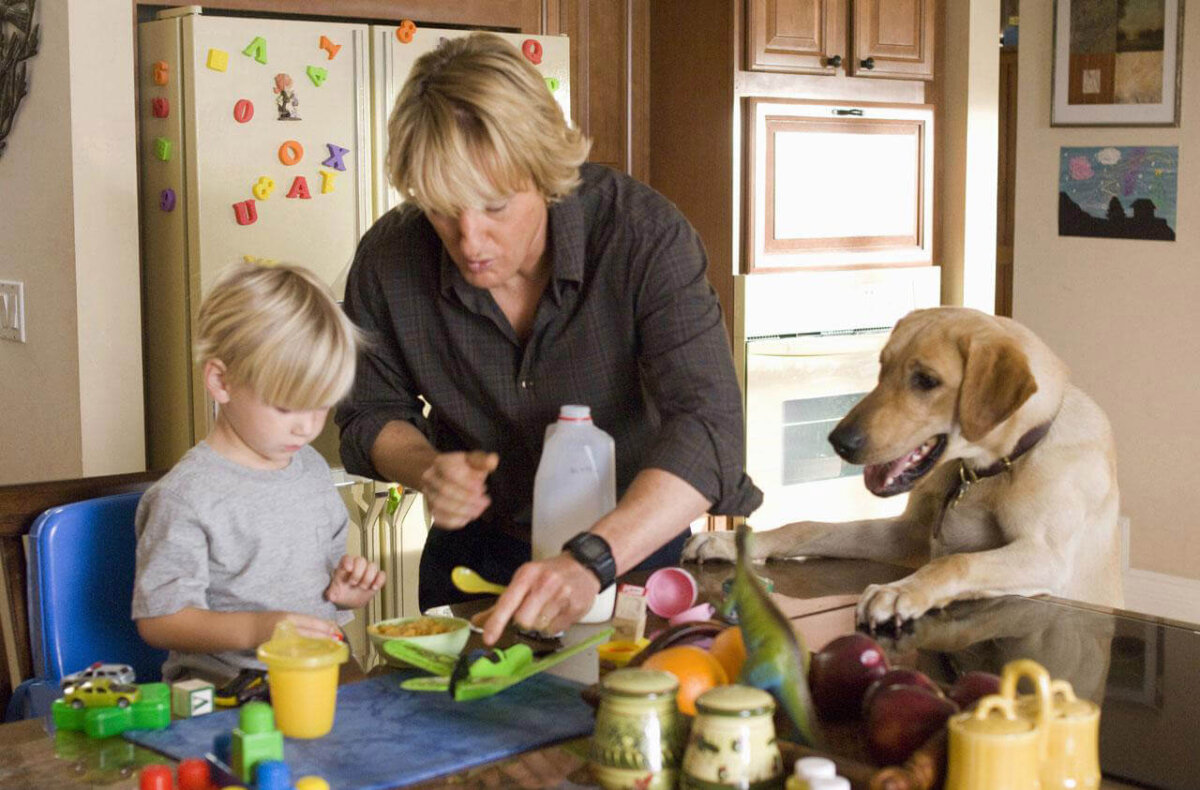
4,492,167,721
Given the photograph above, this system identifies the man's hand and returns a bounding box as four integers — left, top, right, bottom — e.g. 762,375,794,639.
481,553,601,645
421,450,499,528
325,555,386,609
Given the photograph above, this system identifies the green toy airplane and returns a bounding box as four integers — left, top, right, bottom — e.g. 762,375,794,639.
383,628,614,701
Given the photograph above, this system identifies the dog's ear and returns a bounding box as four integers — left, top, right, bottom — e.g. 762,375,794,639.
958,336,1038,442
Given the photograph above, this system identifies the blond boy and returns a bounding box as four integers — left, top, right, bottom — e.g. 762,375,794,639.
133,262,383,682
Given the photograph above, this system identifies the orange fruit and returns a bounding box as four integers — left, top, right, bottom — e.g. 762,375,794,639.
641,645,729,715
708,626,747,681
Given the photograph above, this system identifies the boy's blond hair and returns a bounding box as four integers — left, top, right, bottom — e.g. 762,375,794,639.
196,262,361,410
386,32,591,217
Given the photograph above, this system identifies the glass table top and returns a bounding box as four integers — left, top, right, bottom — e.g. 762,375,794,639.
866,594,1199,789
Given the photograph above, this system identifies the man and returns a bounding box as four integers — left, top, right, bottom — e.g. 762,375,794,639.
336,33,760,644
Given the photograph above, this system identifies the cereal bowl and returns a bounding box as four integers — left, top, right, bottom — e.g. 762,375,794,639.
367,616,471,666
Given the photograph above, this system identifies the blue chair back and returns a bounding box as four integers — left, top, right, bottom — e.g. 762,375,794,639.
27,492,167,687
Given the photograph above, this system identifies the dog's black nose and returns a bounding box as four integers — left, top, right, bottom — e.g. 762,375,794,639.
828,424,866,461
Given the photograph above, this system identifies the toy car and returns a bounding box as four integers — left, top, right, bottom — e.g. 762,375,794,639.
61,661,136,690
63,678,142,709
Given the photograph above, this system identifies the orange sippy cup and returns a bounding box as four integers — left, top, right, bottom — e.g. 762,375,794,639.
257,621,349,738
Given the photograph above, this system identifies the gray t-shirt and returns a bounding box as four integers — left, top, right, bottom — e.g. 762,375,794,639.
132,442,353,682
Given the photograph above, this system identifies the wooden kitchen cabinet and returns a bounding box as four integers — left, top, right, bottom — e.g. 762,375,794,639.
549,0,650,181
746,0,935,81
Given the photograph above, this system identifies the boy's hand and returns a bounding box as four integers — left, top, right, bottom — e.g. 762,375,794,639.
325,555,386,609
274,612,344,642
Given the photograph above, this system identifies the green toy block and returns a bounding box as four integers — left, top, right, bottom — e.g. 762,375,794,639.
231,701,284,783
51,683,170,738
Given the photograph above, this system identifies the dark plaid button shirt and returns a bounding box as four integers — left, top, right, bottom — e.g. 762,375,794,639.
336,164,762,535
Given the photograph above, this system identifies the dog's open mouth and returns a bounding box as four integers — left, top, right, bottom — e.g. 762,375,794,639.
863,434,947,496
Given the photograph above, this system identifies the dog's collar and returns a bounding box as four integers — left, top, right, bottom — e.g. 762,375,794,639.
944,421,1054,510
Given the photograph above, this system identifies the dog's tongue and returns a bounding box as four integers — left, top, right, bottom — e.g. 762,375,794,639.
863,456,912,496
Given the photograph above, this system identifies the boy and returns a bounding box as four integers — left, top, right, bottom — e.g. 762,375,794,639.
133,262,383,682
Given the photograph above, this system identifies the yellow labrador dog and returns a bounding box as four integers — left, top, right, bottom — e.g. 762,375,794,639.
685,307,1122,628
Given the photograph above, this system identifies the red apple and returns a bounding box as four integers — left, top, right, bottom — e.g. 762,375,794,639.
865,685,958,766
947,670,1002,711
861,668,943,716
808,633,890,721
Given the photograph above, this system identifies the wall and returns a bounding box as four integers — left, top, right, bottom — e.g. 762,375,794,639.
0,0,144,484
1013,1,1200,581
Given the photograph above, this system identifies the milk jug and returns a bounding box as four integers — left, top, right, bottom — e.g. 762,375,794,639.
532,404,617,623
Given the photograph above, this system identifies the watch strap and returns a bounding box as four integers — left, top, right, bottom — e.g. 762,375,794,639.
562,532,617,591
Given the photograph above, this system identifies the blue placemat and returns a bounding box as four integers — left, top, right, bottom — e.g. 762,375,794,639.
123,672,596,788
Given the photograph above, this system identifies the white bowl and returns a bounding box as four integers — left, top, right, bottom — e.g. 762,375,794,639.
367,616,471,666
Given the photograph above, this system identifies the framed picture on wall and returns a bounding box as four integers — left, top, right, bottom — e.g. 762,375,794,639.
1052,0,1184,126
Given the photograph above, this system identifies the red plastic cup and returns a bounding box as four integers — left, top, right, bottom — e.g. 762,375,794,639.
645,567,698,618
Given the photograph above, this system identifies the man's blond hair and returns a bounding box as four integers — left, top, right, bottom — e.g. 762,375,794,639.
386,32,591,216
196,262,361,410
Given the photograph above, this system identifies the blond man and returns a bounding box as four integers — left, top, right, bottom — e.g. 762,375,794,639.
337,33,760,644
134,262,383,682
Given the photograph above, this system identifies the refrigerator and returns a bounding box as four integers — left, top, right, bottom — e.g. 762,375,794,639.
138,8,571,472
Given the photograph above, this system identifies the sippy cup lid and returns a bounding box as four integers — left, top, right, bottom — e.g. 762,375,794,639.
257,621,349,670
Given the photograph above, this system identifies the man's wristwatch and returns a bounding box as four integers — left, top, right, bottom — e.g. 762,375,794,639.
562,532,617,592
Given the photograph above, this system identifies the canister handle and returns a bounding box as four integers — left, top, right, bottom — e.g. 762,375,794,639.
971,693,1018,722
1000,659,1052,757
1049,678,1078,705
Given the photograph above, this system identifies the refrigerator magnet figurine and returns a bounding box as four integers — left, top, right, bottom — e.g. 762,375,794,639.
273,73,300,120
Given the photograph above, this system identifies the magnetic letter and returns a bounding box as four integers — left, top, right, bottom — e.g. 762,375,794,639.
159,188,176,212
319,35,342,60
252,176,276,201
154,137,172,161
243,36,268,65
152,60,169,85
321,143,349,172
544,76,560,93
286,176,311,199
277,140,304,166
151,97,170,118
206,49,229,71
306,65,328,87
521,39,543,65
319,169,337,194
233,199,258,225
395,20,417,44
233,99,254,123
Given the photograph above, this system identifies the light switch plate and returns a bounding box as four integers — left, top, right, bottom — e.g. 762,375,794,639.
0,280,26,343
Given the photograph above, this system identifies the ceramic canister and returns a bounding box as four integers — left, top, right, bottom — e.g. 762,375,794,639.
681,684,784,790
590,668,687,790
945,694,1044,790
1016,679,1101,790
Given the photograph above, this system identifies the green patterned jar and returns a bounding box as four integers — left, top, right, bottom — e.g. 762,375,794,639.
590,668,687,790
681,684,784,790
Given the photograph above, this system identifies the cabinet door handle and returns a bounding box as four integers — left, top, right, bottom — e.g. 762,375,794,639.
826,54,843,68
860,57,876,70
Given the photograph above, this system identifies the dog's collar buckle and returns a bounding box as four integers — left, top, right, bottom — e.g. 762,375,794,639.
949,461,979,509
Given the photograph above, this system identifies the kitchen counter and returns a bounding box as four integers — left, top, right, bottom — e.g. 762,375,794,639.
1,557,1189,789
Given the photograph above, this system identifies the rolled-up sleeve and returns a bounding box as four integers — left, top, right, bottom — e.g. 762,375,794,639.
336,236,427,481
632,218,763,516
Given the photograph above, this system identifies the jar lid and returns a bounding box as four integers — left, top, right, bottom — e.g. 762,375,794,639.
1016,692,1097,720
257,621,349,670
951,694,1035,736
695,684,775,717
601,668,679,699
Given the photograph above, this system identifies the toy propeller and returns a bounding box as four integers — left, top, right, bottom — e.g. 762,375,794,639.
383,628,613,701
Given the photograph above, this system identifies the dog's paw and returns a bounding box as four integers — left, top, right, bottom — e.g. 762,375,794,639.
856,581,936,630
681,531,738,563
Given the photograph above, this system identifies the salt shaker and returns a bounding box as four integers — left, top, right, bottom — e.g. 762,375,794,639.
682,684,784,789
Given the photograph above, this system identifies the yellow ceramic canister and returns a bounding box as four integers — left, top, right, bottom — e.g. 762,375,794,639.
681,684,783,790
256,621,348,739
590,668,686,790
945,694,1043,790
1016,679,1101,790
